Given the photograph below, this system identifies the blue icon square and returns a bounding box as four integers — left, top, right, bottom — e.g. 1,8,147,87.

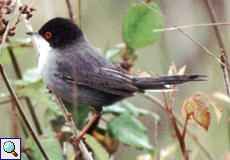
0,138,21,160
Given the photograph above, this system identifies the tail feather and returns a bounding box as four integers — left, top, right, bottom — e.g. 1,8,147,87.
132,75,206,90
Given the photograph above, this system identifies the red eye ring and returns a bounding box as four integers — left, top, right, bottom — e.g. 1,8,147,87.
45,31,52,39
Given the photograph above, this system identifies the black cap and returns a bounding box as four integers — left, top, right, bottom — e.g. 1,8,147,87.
38,17,84,48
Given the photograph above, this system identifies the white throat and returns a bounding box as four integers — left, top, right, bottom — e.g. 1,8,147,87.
34,36,52,73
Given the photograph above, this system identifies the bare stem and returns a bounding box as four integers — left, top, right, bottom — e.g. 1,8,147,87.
140,0,230,70
204,0,230,68
0,0,16,57
54,95,94,160
11,101,19,138
77,0,82,28
164,89,188,159
169,109,188,159
182,114,190,138
0,63,50,160
7,39,43,135
204,0,230,146
0,96,24,105
65,0,74,22
142,92,217,160
153,23,230,32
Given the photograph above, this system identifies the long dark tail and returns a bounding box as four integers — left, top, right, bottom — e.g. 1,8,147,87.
132,75,206,90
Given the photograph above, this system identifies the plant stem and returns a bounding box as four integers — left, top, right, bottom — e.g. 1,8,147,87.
54,95,94,160
204,0,230,68
204,0,230,146
143,93,217,160
77,0,82,28
140,0,229,70
169,109,188,159
164,89,188,159
11,101,19,138
7,41,43,135
0,63,50,160
65,0,74,22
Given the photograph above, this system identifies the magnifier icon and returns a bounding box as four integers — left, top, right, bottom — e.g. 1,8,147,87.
3,141,18,157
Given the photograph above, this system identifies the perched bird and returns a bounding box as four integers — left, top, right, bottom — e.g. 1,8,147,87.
27,17,205,139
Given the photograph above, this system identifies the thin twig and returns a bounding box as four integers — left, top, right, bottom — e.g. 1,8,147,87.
0,63,50,160
77,0,82,28
204,0,230,146
65,0,74,22
0,0,16,57
17,0,39,56
204,0,230,68
142,93,217,160
7,39,43,134
11,100,19,138
153,22,230,32
0,96,24,105
54,95,94,160
153,119,159,159
220,50,230,102
182,114,190,139
163,91,188,159
140,0,230,70
169,108,188,159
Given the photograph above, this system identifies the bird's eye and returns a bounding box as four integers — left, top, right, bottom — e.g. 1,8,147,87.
45,31,52,39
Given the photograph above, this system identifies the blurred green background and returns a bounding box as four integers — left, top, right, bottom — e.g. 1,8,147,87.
1,0,230,159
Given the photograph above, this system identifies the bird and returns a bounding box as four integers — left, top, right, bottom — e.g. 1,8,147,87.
27,17,205,139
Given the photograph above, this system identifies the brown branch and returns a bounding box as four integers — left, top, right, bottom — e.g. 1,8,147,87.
65,0,74,22
0,96,24,105
204,0,230,146
153,23,230,32
6,39,43,135
0,63,50,160
11,100,19,138
140,0,230,70
142,92,217,160
182,114,190,139
0,0,16,57
204,0,230,68
169,109,188,159
164,90,188,159
54,95,94,160
77,0,82,28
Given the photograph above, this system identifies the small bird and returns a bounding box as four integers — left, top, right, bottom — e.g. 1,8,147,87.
27,17,205,139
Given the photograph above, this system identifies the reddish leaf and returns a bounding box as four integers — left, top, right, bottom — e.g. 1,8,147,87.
192,98,211,131
181,96,211,131
195,92,222,124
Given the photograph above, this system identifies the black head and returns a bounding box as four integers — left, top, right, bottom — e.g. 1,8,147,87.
38,17,83,48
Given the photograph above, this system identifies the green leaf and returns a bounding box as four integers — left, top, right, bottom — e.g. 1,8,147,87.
0,90,10,98
17,87,55,108
0,40,29,64
29,137,63,160
10,68,42,87
103,101,159,120
23,68,41,82
108,114,154,156
63,101,91,129
85,134,109,160
122,2,163,49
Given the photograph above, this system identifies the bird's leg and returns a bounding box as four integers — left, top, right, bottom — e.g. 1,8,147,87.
78,110,101,140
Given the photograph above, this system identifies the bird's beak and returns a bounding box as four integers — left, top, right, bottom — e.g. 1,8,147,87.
26,31,39,35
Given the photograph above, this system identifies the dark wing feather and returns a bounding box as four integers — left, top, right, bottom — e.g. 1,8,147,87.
55,44,138,97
